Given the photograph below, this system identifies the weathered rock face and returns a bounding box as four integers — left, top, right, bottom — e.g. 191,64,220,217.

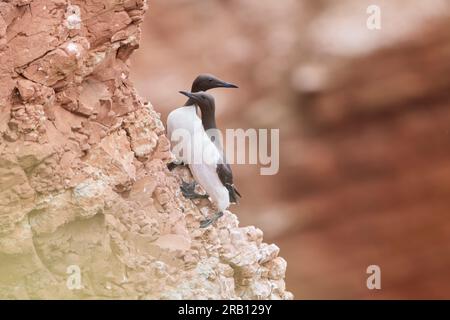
0,0,291,299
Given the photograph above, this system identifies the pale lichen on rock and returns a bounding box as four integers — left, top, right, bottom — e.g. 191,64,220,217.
0,0,292,299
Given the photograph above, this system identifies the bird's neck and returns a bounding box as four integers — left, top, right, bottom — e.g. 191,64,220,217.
183,98,194,106
200,107,217,131
180,102,216,131
183,84,202,106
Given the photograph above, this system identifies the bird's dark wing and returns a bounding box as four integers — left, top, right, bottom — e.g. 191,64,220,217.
216,163,232,185
216,163,241,203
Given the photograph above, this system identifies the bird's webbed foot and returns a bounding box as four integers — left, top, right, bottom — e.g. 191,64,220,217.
200,211,224,228
181,181,209,199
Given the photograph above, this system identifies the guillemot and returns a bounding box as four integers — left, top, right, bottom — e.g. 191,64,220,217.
177,90,241,228
167,74,237,171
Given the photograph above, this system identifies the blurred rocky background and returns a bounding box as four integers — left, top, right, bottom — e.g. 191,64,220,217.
132,0,450,298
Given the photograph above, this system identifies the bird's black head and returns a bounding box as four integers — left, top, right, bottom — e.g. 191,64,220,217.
191,74,238,92
179,90,215,113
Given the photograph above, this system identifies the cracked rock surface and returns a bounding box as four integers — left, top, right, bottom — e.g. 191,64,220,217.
0,0,292,299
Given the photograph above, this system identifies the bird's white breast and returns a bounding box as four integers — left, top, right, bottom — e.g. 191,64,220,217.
167,105,200,139
167,105,203,163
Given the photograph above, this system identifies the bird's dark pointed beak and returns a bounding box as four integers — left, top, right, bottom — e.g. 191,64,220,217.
179,90,197,100
179,90,193,98
218,81,238,89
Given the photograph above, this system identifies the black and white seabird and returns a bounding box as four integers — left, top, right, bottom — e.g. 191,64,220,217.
167,74,237,171
168,91,241,228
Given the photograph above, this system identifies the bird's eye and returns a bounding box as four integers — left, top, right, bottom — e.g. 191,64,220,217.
208,79,213,82
202,96,206,100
